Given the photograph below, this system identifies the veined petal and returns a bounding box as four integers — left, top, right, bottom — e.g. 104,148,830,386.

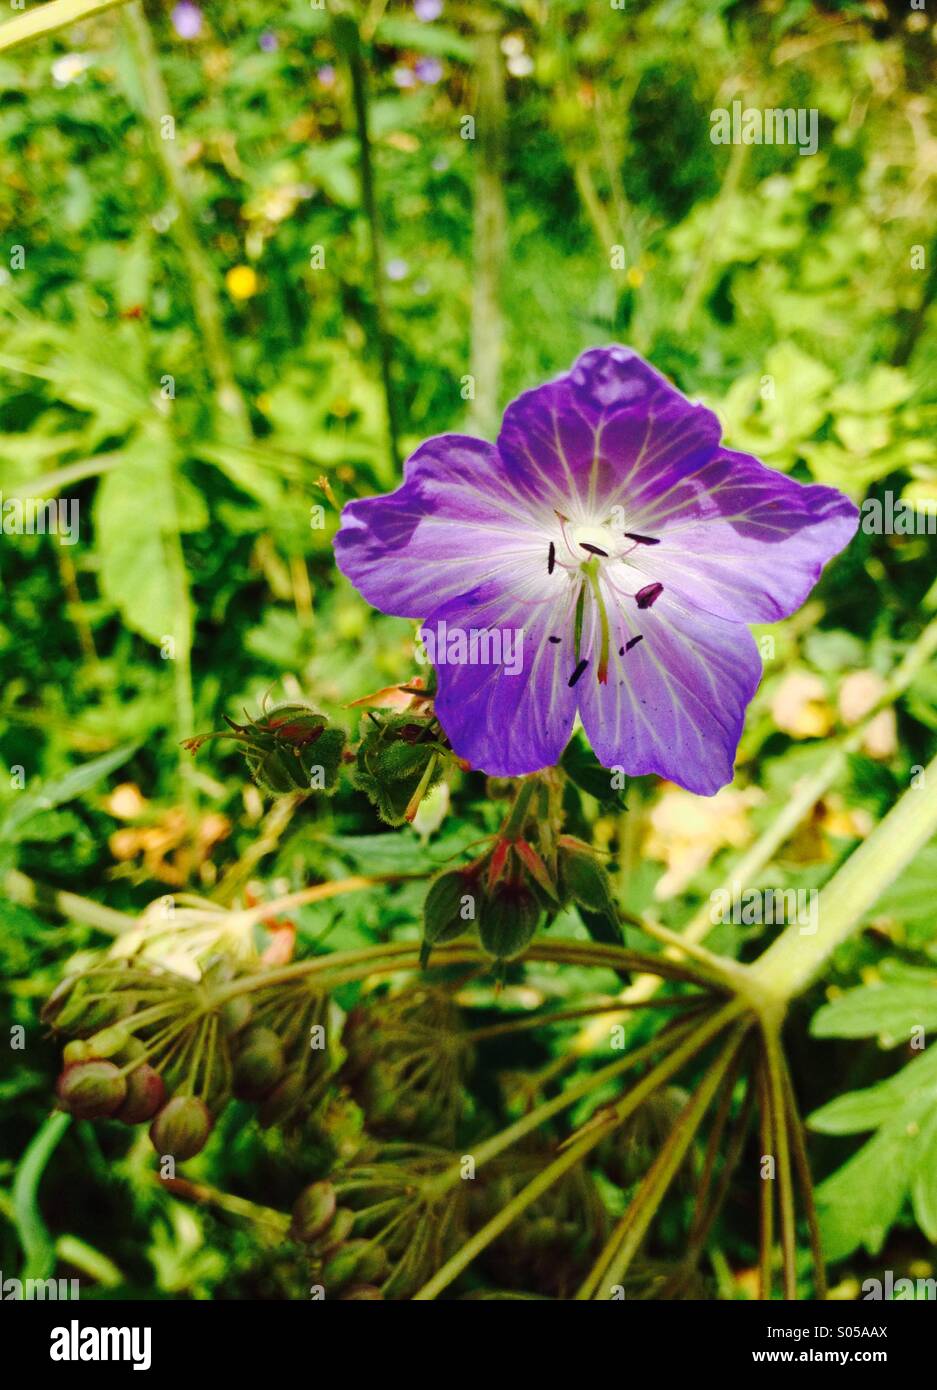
334,434,547,618
620,447,859,623
423,581,580,776
577,586,762,796
497,345,721,519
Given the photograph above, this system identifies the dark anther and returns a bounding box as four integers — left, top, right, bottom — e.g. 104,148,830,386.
580,542,609,557
635,582,663,609
625,635,644,651
625,532,660,546
548,542,556,574
548,635,561,644
568,659,589,688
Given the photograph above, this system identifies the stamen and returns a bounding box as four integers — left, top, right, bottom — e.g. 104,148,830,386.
625,635,644,651
548,635,561,644
624,532,660,546
548,541,556,574
579,542,609,557
635,582,663,609
568,659,589,688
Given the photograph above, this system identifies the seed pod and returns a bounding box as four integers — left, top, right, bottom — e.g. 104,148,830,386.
55,1060,127,1120
315,1206,355,1258
149,1096,213,1160
233,1026,285,1100
322,1240,388,1294
290,1181,337,1243
220,994,252,1036
479,883,541,961
114,1064,165,1125
257,1071,305,1128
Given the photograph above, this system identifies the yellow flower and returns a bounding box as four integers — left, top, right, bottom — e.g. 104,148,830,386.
226,264,258,300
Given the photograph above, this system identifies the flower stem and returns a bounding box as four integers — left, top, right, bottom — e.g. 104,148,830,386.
122,3,252,440
0,0,129,54
749,745,937,1005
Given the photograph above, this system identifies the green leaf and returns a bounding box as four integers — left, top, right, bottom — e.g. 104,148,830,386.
561,731,627,808
910,1109,937,1242
0,743,137,840
809,1047,937,1258
95,431,191,649
810,983,937,1046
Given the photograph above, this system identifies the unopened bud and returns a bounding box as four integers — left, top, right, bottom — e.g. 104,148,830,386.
233,1026,285,1100
114,1064,165,1125
290,1181,337,1243
479,883,541,961
149,1096,213,1160
55,1060,127,1119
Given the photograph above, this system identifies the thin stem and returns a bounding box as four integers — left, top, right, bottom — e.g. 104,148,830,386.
467,18,506,440
332,8,400,473
411,1000,745,1299
756,1057,775,1301
580,1023,749,1299
122,3,251,439
760,1026,798,1299
780,1049,828,1299
0,0,129,54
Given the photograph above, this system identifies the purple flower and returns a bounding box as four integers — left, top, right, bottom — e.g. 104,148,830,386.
334,347,858,795
386,258,410,281
317,64,336,88
258,30,278,53
171,1,202,40
415,56,443,85
414,0,443,19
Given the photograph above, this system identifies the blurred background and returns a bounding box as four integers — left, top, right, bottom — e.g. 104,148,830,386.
1,0,936,1299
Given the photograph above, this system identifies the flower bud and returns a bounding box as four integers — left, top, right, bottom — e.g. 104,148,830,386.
149,1096,213,1160
41,975,80,1027
84,1024,133,1059
479,883,541,961
257,1071,305,1128
322,1240,389,1294
63,1039,93,1065
316,1206,355,1257
290,1181,337,1243
220,994,252,1035
55,1060,127,1119
558,836,617,915
114,1064,165,1125
233,1026,285,1100
421,868,475,963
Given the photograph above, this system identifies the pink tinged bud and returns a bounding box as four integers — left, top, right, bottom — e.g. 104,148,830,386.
55,1060,127,1119
114,1064,166,1124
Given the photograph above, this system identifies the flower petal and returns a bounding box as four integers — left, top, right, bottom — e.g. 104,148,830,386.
497,345,722,519
334,434,547,618
577,586,762,796
422,581,580,776
622,447,859,623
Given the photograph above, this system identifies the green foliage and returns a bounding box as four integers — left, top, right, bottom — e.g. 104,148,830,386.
1,0,936,1305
